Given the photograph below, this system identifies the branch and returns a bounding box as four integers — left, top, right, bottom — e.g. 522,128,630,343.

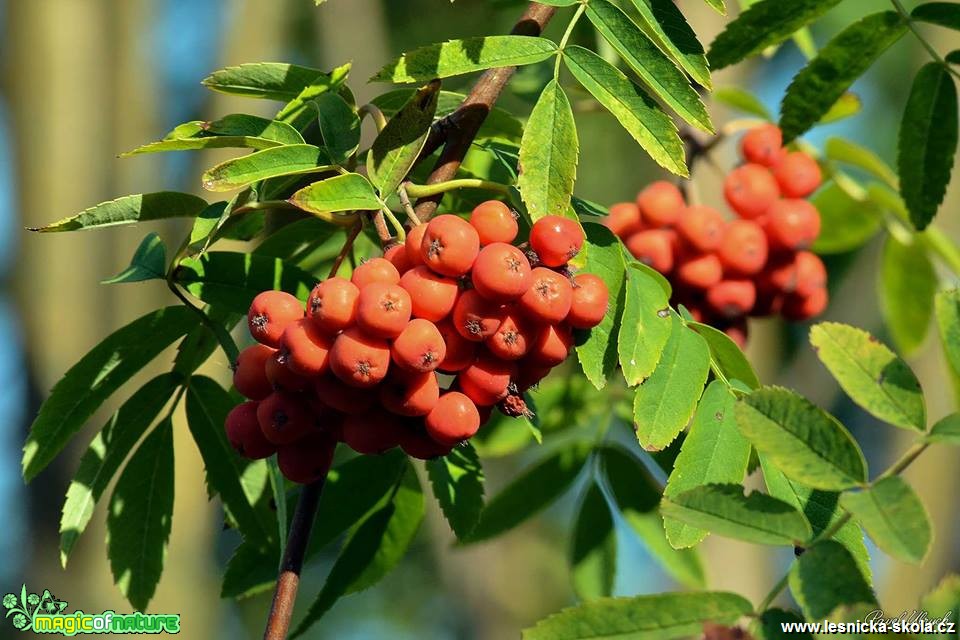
413,2,558,221
262,479,325,640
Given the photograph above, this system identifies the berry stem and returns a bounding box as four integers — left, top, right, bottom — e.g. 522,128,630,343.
230,200,301,217
404,178,511,199
263,478,326,640
397,183,423,226
358,103,388,133
380,202,407,243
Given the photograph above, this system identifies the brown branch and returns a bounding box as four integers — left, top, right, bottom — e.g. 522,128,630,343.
263,479,325,640
329,218,364,278
413,2,558,221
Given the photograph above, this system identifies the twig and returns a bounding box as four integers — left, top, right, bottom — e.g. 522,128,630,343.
398,183,422,226
359,103,388,132
412,2,558,221
262,479,325,640
370,210,393,246
405,178,510,199
329,219,364,278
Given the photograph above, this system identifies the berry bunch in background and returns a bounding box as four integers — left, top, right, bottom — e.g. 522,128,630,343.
605,124,828,346
225,203,608,483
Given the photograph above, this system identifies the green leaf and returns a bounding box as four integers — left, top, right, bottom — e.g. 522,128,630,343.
707,0,843,70
587,0,713,132
662,483,811,546
879,234,937,355
367,81,440,196
22,306,197,482
634,314,710,451
290,173,381,214
372,36,558,83
688,322,760,389
840,476,931,564
576,223,628,390
703,0,726,14
913,2,960,30
936,289,960,377
204,114,306,144
928,412,960,444
221,539,277,600
810,182,883,254
809,322,926,431
372,89,524,142
276,62,353,129
779,12,908,141
465,441,592,543
522,591,753,640
618,266,672,386
202,62,347,100
663,382,752,548
789,541,876,620
920,574,960,629
107,418,175,611
291,463,424,636
30,192,210,233
752,609,812,640
201,144,333,192
948,50,960,65
735,387,867,490
564,46,687,177
186,376,273,545
267,458,286,562
824,137,898,188
313,93,361,163
122,115,304,156
603,445,705,589
59,374,180,568
760,457,871,582
517,80,579,221
175,251,317,314
425,443,485,540
818,92,862,125
627,0,712,89
712,87,772,120
102,233,166,284
571,482,617,600
898,62,958,230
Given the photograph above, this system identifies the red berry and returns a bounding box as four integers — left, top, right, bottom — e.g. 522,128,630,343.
342,408,404,454
391,318,446,372
248,290,303,347
515,362,553,392
606,202,643,238
529,215,584,267
257,392,313,445
425,392,481,445
470,200,518,245
740,124,785,168
351,257,400,289
356,282,412,339
773,151,822,198
452,289,504,342
625,229,676,274
233,344,274,400
398,425,454,460
280,318,333,377
677,205,725,252
399,265,459,322
380,370,440,417
528,324,573,366
314,375,371,415
459,354,516,406
436,319,477,371
405,224,427,268
277,435,336,484
225,401,277,459
718,220,768,276
637,181,684,227
765,199,821,251
706,280,757,319
471,243,533,302
724,164,780,219
384,243,412,274
265,352,310,392
421,214,481,277
567,273,609,329
793,251,827,297
519,267,573,324
329,327,391,388
675,252,723,290
782,287,828,321
307,277,360,334
486,312,533,360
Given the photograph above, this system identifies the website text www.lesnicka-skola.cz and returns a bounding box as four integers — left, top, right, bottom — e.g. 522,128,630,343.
781,617,956,635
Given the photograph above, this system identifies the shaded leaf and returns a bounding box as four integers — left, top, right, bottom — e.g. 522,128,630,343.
367,81,440,196
688,322,760,389
290,174,381,214
618,265,672,386
920,574,960,629
779,12,907,141
276,62,353,129
31,192,209,233
713,87,772,119
201,144,333,192
810,182,883,254
789,541,876,620
898,62,958,230
734,386,867,490
202,62,348,100
634,314,710,451
518,80,578,221
522,591,753,640
912,2,960,30
102,233,166,284
879,234,937,355
22,307,197,481
571,482,617,600
107,419,174,611
372,36,558,83
564,46,687,176
371,89,523,142
927,412,960,445
123,114,303,155
840,476,931,564
824,137,898,188
936,289,960,377
313,93,361,163
752,609,812,640
627,0,712,89
809,322,926,431
425,443,485,540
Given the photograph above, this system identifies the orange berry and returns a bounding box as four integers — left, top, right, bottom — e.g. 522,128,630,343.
724,164,780,219
625,229,676,274
399,265,459,322
471,243,533,302
356,282,412,339
452,289,504,342
436,319,477,371
470,200,518,245
782,286,828,321
342,408,404,454
248,290,303,347
307,277,359,334
528,324,573,366
773,151,822,198
459,354,516,406
225,401,276,459
277,434,336,484
391,318,446,372
706,280,757,319
793,251,827,297
637,180,684,227
740,124,785,168
605,202,644,238
314,375,371,415
380,370,440,417
567,273,609,329
257,392,313,445
425,391,481,445
329,327,391,388
233,344,274,400
675,252,723,290
421,214,480,276
405,224,427,268
519,267,573,324
765,199,821,251
280,318,333,377
351,257,400,289
529,215,584,266
718,219,768,275
384,243,412,274
677,205,725,252
486,312,533,360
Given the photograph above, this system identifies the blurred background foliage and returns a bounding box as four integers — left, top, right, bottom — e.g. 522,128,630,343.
0,0,957,638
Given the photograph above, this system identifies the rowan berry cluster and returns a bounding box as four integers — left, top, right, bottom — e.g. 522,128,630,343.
224,202,609,482
605,124,828,345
